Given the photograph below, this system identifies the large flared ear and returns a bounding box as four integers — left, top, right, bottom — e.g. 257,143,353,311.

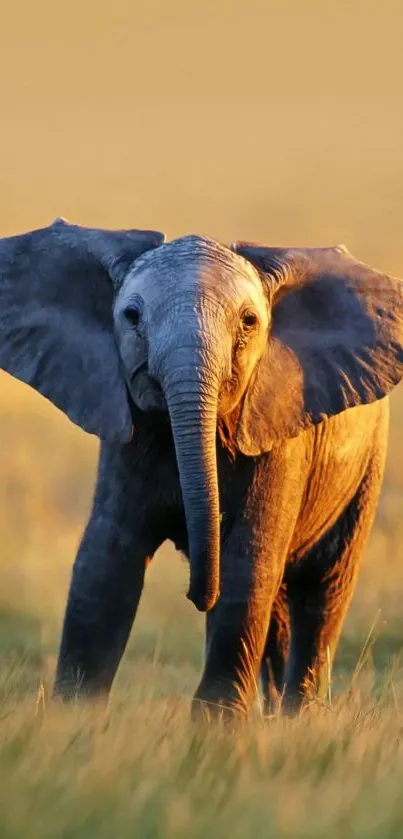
231,242,403,456
0,218,164,441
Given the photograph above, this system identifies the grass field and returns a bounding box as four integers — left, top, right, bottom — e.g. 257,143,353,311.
0,375,403,838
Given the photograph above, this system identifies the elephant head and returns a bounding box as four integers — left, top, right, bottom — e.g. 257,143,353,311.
1,220,403,614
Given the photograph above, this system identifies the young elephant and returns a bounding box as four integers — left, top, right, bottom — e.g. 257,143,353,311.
1,218,403,717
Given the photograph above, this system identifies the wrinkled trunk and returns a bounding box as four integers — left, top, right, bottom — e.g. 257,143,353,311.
161,361,221,612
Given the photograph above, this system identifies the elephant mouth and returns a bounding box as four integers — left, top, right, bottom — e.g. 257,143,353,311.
129,362,167,412
130,360,148,382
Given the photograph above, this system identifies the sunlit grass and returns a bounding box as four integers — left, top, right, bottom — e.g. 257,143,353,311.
0,657,402,838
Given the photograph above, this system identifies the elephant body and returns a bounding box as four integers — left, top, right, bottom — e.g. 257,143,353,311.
0,219,402,718
56,396,387,715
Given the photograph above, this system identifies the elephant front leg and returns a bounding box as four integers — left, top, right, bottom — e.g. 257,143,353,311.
194,595,274,719
53,527,159,700
193,443,307,719
53,442,165,700
194,529,296,718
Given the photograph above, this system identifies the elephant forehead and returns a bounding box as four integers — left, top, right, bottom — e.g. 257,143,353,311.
123,235,263,303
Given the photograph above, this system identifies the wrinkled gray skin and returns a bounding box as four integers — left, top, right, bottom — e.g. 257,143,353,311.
1,219,403,718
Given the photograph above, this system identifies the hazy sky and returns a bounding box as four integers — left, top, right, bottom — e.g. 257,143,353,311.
1,0,403,269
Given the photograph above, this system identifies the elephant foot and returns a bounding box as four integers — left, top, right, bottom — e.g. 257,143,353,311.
52,669,111,705
191,682,249,726
280,687,317,717
191,699,248,731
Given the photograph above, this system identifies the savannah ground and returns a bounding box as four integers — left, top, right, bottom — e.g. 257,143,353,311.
2,1,403,835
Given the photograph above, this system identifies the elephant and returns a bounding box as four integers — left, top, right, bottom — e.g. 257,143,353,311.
1,217,403,718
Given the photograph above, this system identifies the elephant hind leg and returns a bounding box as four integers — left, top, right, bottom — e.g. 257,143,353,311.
282,452,385,714
260,583,290,713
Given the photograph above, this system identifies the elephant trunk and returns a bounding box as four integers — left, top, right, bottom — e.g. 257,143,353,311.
161,359,221,612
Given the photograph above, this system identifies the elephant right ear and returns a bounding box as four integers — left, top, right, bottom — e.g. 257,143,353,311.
0,218,164,441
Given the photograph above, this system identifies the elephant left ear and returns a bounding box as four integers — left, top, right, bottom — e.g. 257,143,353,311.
231,242,403,456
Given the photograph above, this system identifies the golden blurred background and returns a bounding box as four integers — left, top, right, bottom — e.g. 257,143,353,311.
0,0,403,673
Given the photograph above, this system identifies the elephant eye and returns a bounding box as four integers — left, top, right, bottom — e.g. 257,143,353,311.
124,305,142,328
241,311,258,329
